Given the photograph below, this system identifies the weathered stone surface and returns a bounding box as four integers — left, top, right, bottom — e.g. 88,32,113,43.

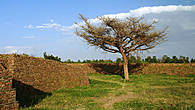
0,63,18,110
0,54,89,109
69,63,195,75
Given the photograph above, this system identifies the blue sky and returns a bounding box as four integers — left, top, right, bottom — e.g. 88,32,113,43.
0,0,195,61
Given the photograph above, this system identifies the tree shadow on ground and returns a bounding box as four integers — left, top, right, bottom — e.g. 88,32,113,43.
89,63,147,78
128,63,148,74
12,79,52,108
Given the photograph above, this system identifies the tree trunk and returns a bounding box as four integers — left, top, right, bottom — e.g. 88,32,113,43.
119,47,129,80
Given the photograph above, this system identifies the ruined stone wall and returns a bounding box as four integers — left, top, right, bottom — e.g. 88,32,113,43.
0,58,18,110
0,54,89,109
67,63,195,75
0,54,9,69
11,54,89,92
130,63,195,75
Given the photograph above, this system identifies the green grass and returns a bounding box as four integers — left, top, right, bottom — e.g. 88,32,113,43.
21,73,195,110
114,100,194,110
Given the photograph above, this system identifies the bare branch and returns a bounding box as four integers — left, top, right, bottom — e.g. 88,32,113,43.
74,14,167,56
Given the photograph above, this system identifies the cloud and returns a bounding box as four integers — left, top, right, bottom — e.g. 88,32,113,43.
25,5,195,33
183,23,195,30
4,46,18,53
50,19,54,23
24,24,34,29
87,5,195,25
25,19,75,33
85,5,195,24
128,5,194,16
0,46,37,55
23,35,35,39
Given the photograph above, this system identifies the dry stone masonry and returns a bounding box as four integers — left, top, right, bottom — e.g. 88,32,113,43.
0,60,18,110
0,54,89,109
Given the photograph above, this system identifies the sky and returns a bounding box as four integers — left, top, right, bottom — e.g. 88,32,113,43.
0,0,195,61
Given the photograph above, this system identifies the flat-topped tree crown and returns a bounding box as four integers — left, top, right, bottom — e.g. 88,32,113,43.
75,14,167,80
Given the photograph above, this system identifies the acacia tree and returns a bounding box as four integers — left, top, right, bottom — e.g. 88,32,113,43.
75,14,167,80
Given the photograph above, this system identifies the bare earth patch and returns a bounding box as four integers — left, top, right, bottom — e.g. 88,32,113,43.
101,91,137,109
89,76,137,109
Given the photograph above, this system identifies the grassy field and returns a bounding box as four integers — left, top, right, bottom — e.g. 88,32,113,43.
21,73,195,110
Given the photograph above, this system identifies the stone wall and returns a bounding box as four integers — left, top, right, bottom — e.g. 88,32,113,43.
67,63,195,76
130,63,195,75
0,54,89,109
12,54,89,92
0,62,18,110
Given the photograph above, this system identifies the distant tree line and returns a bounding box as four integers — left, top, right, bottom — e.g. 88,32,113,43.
144,55,195,63
43,52,195,64
117,55,195,64
63,59,114,63
63,55,195,64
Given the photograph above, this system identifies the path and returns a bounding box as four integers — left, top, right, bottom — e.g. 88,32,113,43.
89,76,137,110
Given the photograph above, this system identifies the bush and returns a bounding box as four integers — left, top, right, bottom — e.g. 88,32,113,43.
43,52,61,62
